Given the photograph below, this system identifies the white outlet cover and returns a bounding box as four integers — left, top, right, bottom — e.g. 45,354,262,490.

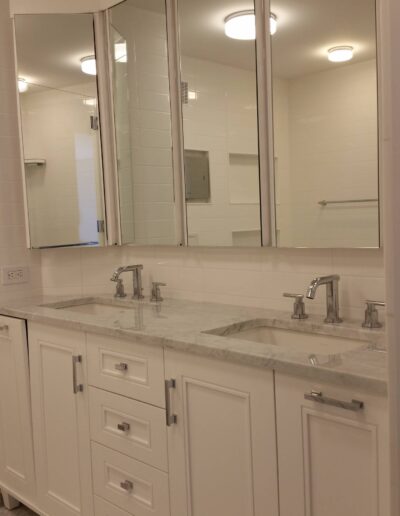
1,266,29,285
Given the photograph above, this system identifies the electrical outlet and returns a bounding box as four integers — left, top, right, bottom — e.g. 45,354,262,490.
1,266,29,285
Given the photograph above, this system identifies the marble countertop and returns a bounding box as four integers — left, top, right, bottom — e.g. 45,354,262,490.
0,295,388,395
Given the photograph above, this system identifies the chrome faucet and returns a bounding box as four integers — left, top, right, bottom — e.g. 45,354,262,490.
306,275,342,324
111,265,144,300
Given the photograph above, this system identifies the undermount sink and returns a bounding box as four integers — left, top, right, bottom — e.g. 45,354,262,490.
42,298,146,317
207,322,367,357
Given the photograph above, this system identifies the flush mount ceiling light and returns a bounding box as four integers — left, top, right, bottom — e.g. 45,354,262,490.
18,78,28,93
80,55,97,75
224,10,278,40
114,42,127,63
327,46,354,63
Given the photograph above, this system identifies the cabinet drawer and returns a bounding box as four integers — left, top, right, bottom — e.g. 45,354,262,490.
94,496,132,516
87,334,165,407
89,387,168,471
92,443,170,516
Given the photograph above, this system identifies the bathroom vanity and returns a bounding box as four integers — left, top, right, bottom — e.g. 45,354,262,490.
0,297,389,516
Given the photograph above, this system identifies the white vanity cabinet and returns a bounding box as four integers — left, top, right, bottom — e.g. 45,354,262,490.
28,322,94,516
165,349,279,516
0,317,35,505
275,372,390,516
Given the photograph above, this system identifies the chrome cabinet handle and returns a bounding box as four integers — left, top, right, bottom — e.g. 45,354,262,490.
165,379,177,426
304,391,364,412
72,355,83,394
115,362,128,371
117,422,130,432
120,480,133,492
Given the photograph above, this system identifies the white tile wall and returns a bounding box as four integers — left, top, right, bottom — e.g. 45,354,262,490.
0,0,41,303
41,245,385,322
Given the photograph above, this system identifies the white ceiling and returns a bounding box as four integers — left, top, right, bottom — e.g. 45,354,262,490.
15,13,97,89
15,0,377,90
178,0,377,77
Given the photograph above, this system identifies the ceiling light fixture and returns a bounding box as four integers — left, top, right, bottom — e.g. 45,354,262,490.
80,55,97,75
327,46,354,63
83,97,97,107
18,78,28,93
224,10,278,40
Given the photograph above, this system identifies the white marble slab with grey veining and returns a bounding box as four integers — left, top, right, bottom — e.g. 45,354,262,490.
0,295,388,395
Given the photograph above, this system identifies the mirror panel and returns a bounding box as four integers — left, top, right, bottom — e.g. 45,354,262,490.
109,0,178,245
177,0,262,247
15,14,106,249
271,0,379,247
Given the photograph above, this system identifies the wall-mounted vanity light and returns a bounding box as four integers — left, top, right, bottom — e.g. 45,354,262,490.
327,46,354,63
224,10,278,40
80,55,97,75
18,77,28,93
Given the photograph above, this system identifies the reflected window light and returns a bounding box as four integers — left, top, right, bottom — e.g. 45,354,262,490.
188,90,197,100
114,42,127,63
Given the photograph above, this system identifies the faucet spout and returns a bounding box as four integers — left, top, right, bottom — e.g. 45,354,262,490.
306,275,342,324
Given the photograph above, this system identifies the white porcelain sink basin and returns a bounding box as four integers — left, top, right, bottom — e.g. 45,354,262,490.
209,323,366,356
59,302,137,317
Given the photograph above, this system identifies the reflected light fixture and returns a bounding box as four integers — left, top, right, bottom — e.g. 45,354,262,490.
80,55,97,75
327,46,354,63
18,78,28,93
83,97,97,107
224,10,278,40
114,42,127,63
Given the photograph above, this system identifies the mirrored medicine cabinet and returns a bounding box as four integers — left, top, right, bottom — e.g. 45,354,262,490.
12,0,381,250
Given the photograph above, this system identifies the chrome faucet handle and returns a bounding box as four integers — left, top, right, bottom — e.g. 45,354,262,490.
283,293,308,320
151,282,166,303
362,300,385,329
113,278,126,298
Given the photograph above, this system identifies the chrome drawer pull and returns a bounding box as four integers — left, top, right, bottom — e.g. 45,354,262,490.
115,362,128,372
72,355,83,394
304,391,364,412
120,480,134,492
117,422,130,433
165,378,177,426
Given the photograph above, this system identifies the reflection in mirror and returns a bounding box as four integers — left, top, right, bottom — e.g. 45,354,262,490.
177,0,262,247
271,0,379,247
109,0,177,245
15,14,105,249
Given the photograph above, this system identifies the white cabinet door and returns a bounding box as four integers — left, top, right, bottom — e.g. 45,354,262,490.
275,373,390,516
0,317,35,502
28,322,94,516
165,349,279,516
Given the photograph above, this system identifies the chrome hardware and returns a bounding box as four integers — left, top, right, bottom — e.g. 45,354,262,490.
318,198,378,207
283,293,308,319
120,480,134,492
97,220,105,233
114,278,126,298
304,390,364,412
111,265,144,300
306,275,342,324
115,362,128,372
362,300,385,329
151,282,166,303
165,379,177,426
72,355,83,394
117,422,130,433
